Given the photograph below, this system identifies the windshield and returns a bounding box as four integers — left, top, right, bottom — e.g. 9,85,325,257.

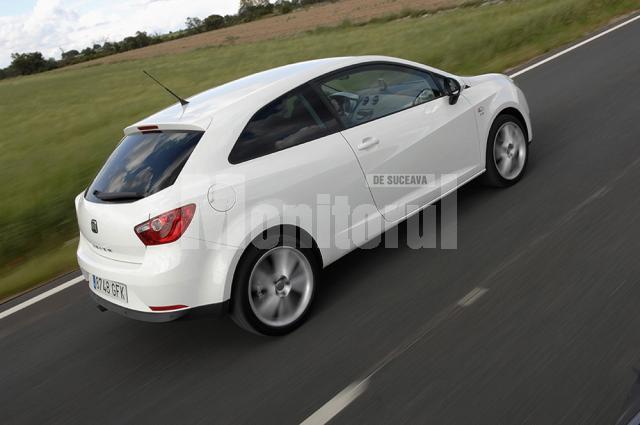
86,130,203,203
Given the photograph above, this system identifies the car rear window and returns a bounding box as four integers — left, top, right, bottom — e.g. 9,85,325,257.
86,130,203,203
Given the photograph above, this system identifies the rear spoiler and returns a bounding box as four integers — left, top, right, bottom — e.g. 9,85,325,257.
123,119,212,136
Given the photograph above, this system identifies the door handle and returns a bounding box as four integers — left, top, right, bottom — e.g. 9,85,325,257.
357,137,380,150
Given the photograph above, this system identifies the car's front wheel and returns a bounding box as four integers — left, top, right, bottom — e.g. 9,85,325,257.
231,231,319,335
483,114,528,187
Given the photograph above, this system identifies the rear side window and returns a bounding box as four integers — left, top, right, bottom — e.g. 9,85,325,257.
86,131,203,203
229,85,339,164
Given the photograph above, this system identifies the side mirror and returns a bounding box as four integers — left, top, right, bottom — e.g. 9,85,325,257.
445,78,462,105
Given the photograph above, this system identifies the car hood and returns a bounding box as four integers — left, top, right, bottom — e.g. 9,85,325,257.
461,73,510,87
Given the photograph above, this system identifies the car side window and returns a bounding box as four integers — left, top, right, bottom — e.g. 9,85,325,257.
317,64,444,128
229,85,339,164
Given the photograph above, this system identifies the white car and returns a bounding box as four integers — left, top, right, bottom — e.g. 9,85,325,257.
75,56,531,335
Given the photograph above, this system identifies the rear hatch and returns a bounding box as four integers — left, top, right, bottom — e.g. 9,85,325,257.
78,129,203,263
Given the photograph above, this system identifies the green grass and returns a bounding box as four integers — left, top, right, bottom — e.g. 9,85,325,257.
0,243,78,301
0,0,637,301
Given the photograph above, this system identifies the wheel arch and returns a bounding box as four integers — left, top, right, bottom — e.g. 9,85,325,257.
478,102,531,165
225,224,323,305
496,106,529,141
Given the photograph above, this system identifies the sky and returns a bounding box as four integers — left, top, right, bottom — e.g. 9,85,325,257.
0,0,241,67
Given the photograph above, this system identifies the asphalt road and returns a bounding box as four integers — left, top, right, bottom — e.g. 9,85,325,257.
2,16,640,425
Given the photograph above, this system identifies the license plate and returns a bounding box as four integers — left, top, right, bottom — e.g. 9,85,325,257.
91,275,128,303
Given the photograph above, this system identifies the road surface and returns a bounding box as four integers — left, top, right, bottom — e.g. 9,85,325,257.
2,14,640,425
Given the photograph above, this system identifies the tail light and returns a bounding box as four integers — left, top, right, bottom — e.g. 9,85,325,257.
134,204,196,246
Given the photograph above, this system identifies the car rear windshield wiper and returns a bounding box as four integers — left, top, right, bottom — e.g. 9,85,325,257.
93,190,146,201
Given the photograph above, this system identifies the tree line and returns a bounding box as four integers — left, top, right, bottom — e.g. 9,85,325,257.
0,0,333,80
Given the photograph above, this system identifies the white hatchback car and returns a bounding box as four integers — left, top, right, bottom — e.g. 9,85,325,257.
76,56,531,334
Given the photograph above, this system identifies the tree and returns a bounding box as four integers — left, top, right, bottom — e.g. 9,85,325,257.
0,65,17,79
223,14,240,26
274,0,295,14
185,16,203,33
239,0,273,21
120,31,153,51
102,41,117,53
203,14,225,31
239,0,270,12
133,31,152,46
45,57,57,70
9,52,56,75
61,49,80,61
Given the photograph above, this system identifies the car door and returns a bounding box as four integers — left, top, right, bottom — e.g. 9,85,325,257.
315,63,482,222
221,83,377,260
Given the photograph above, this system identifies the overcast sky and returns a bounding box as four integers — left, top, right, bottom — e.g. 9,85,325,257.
0,0,241,67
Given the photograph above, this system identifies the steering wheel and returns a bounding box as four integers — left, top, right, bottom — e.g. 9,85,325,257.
329,92,361,122
413,88,435,106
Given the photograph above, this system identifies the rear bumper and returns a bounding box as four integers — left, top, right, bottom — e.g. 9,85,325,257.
90,290,228,322
77,232,240,315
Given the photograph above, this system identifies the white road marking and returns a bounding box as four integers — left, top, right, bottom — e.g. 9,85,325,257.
610,280,628,297
457,287,489,307
0,276,84,320
509,13,640,78
300,378,370,425
300,284,491,423
300,292,476,424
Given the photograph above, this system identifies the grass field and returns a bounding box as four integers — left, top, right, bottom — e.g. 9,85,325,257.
67,0,466,68
0,0,638,301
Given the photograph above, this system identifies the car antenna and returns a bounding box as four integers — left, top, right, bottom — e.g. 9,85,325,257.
142,70,189,106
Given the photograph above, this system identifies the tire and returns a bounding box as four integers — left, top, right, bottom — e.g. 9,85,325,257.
482,114,529,187
230,229,320,336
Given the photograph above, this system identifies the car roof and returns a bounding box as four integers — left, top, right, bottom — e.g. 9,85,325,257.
125,56,447,134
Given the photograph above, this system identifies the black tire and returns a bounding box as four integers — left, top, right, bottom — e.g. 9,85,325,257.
482,114,529,187
230,229,320,336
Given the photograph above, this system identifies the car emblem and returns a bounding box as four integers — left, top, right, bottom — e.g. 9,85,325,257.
91,219,98,233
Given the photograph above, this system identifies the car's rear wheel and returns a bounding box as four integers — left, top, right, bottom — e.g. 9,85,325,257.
231,231,319,335
483,114,528,187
